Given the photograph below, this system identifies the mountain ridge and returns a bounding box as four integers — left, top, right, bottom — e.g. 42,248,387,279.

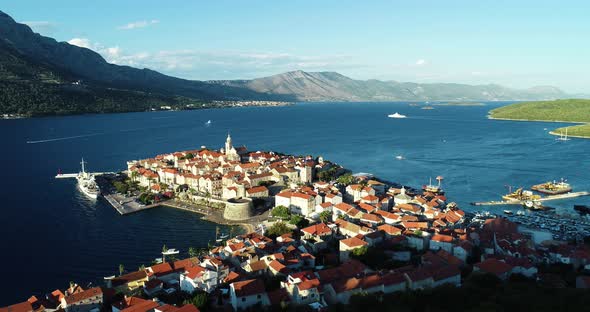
211,70,573,102
0,10,585,116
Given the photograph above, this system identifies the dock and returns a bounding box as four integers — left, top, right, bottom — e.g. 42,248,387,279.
104,193,162,215
472,191,590,206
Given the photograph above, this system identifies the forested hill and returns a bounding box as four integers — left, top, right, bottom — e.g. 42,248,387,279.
0,38,202,116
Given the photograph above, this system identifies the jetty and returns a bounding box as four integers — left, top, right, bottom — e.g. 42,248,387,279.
104,193,162,215
471,191,590,206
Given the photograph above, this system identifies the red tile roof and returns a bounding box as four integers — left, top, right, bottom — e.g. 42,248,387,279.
361,213,383,223
0,302,33,312
185,266,206,279
301,223,332,236
431,234,454,243
269,260,288,274
149,262,174,276
64,287,103,304
378,224,402,235
341,237,368,248
231,279,266,297
246,186,268,194
298,278,321,291
475,258,513,276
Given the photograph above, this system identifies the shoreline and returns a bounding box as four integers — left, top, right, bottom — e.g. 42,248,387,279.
0,101,294,120
488,115,590,140
548,131,590,139
487,115,586,124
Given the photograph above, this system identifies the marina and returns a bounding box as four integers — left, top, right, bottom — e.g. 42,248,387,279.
471,191,590,206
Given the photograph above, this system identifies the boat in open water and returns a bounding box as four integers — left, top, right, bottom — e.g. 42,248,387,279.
388,112,407,118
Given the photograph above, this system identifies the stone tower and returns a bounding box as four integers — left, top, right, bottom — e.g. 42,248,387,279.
225,133,233,155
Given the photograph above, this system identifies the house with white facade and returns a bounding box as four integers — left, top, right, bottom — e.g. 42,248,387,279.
180,266,219,293
229,279,270,311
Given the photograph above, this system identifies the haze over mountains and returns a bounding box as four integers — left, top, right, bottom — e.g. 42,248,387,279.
0,10,581,116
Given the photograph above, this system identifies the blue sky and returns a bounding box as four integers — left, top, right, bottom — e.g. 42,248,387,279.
3,1,590,92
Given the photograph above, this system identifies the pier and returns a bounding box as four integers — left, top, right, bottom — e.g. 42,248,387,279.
104,193,161,215
471,191,590,206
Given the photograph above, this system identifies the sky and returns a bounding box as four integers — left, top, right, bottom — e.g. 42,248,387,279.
3,0,590,92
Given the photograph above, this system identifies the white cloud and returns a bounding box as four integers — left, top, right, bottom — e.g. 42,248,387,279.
64,37,363,79
67,38,93,49
117,19,160,30
22,21,58,35
415,59,427,66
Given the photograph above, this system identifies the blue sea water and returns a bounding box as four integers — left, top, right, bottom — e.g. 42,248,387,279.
1,102,589,304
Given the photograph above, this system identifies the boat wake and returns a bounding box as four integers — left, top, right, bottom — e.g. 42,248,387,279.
26,133,104,144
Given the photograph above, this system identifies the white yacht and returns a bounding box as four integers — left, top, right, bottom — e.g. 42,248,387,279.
388,112,407,118
77,158,100,199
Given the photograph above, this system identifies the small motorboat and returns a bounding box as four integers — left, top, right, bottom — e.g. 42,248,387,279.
388,112,407,118
395,155,404,160
503,210,513,215
162,248,180,255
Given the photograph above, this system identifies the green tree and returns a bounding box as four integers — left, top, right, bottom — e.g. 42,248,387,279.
336,173,355,185
204,190,212,207
319,210,332,223
271,205,290,219
183,290,208,309
351,246,368,257
266,222,292,238
113,181,129,194
289,214,309,228
188,247,197,258
130,171,139,182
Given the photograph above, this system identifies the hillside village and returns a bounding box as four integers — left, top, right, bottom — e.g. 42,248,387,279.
5,136,590,312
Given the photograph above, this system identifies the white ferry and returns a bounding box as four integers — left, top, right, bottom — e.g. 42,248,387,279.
388,112,407,118
77,158,100,199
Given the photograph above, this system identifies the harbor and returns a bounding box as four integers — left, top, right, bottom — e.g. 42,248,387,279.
471,191,590,206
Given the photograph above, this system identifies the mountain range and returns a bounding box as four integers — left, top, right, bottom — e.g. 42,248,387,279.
0,10,581,116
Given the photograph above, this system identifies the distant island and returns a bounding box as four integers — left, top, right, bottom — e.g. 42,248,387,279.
488,99,590,138
433,102,486,106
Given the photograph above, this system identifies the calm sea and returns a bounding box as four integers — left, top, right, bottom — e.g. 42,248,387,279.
1,102,589,304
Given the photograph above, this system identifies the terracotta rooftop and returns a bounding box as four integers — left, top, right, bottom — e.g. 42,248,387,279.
231,279,266,297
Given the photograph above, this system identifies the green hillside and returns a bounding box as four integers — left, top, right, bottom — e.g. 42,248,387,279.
489,99,590,122
489,99,590,138
552,124,590,138
0,39,204,116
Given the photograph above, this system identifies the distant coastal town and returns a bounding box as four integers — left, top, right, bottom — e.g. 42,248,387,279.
6,135,590,312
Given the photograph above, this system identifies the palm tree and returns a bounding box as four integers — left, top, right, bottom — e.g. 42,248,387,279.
130,171,139,182
205,190,212,208
162,244,169,262
118,264,125,276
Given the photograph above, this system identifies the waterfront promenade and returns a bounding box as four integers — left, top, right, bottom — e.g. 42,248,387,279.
103,194,263,232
